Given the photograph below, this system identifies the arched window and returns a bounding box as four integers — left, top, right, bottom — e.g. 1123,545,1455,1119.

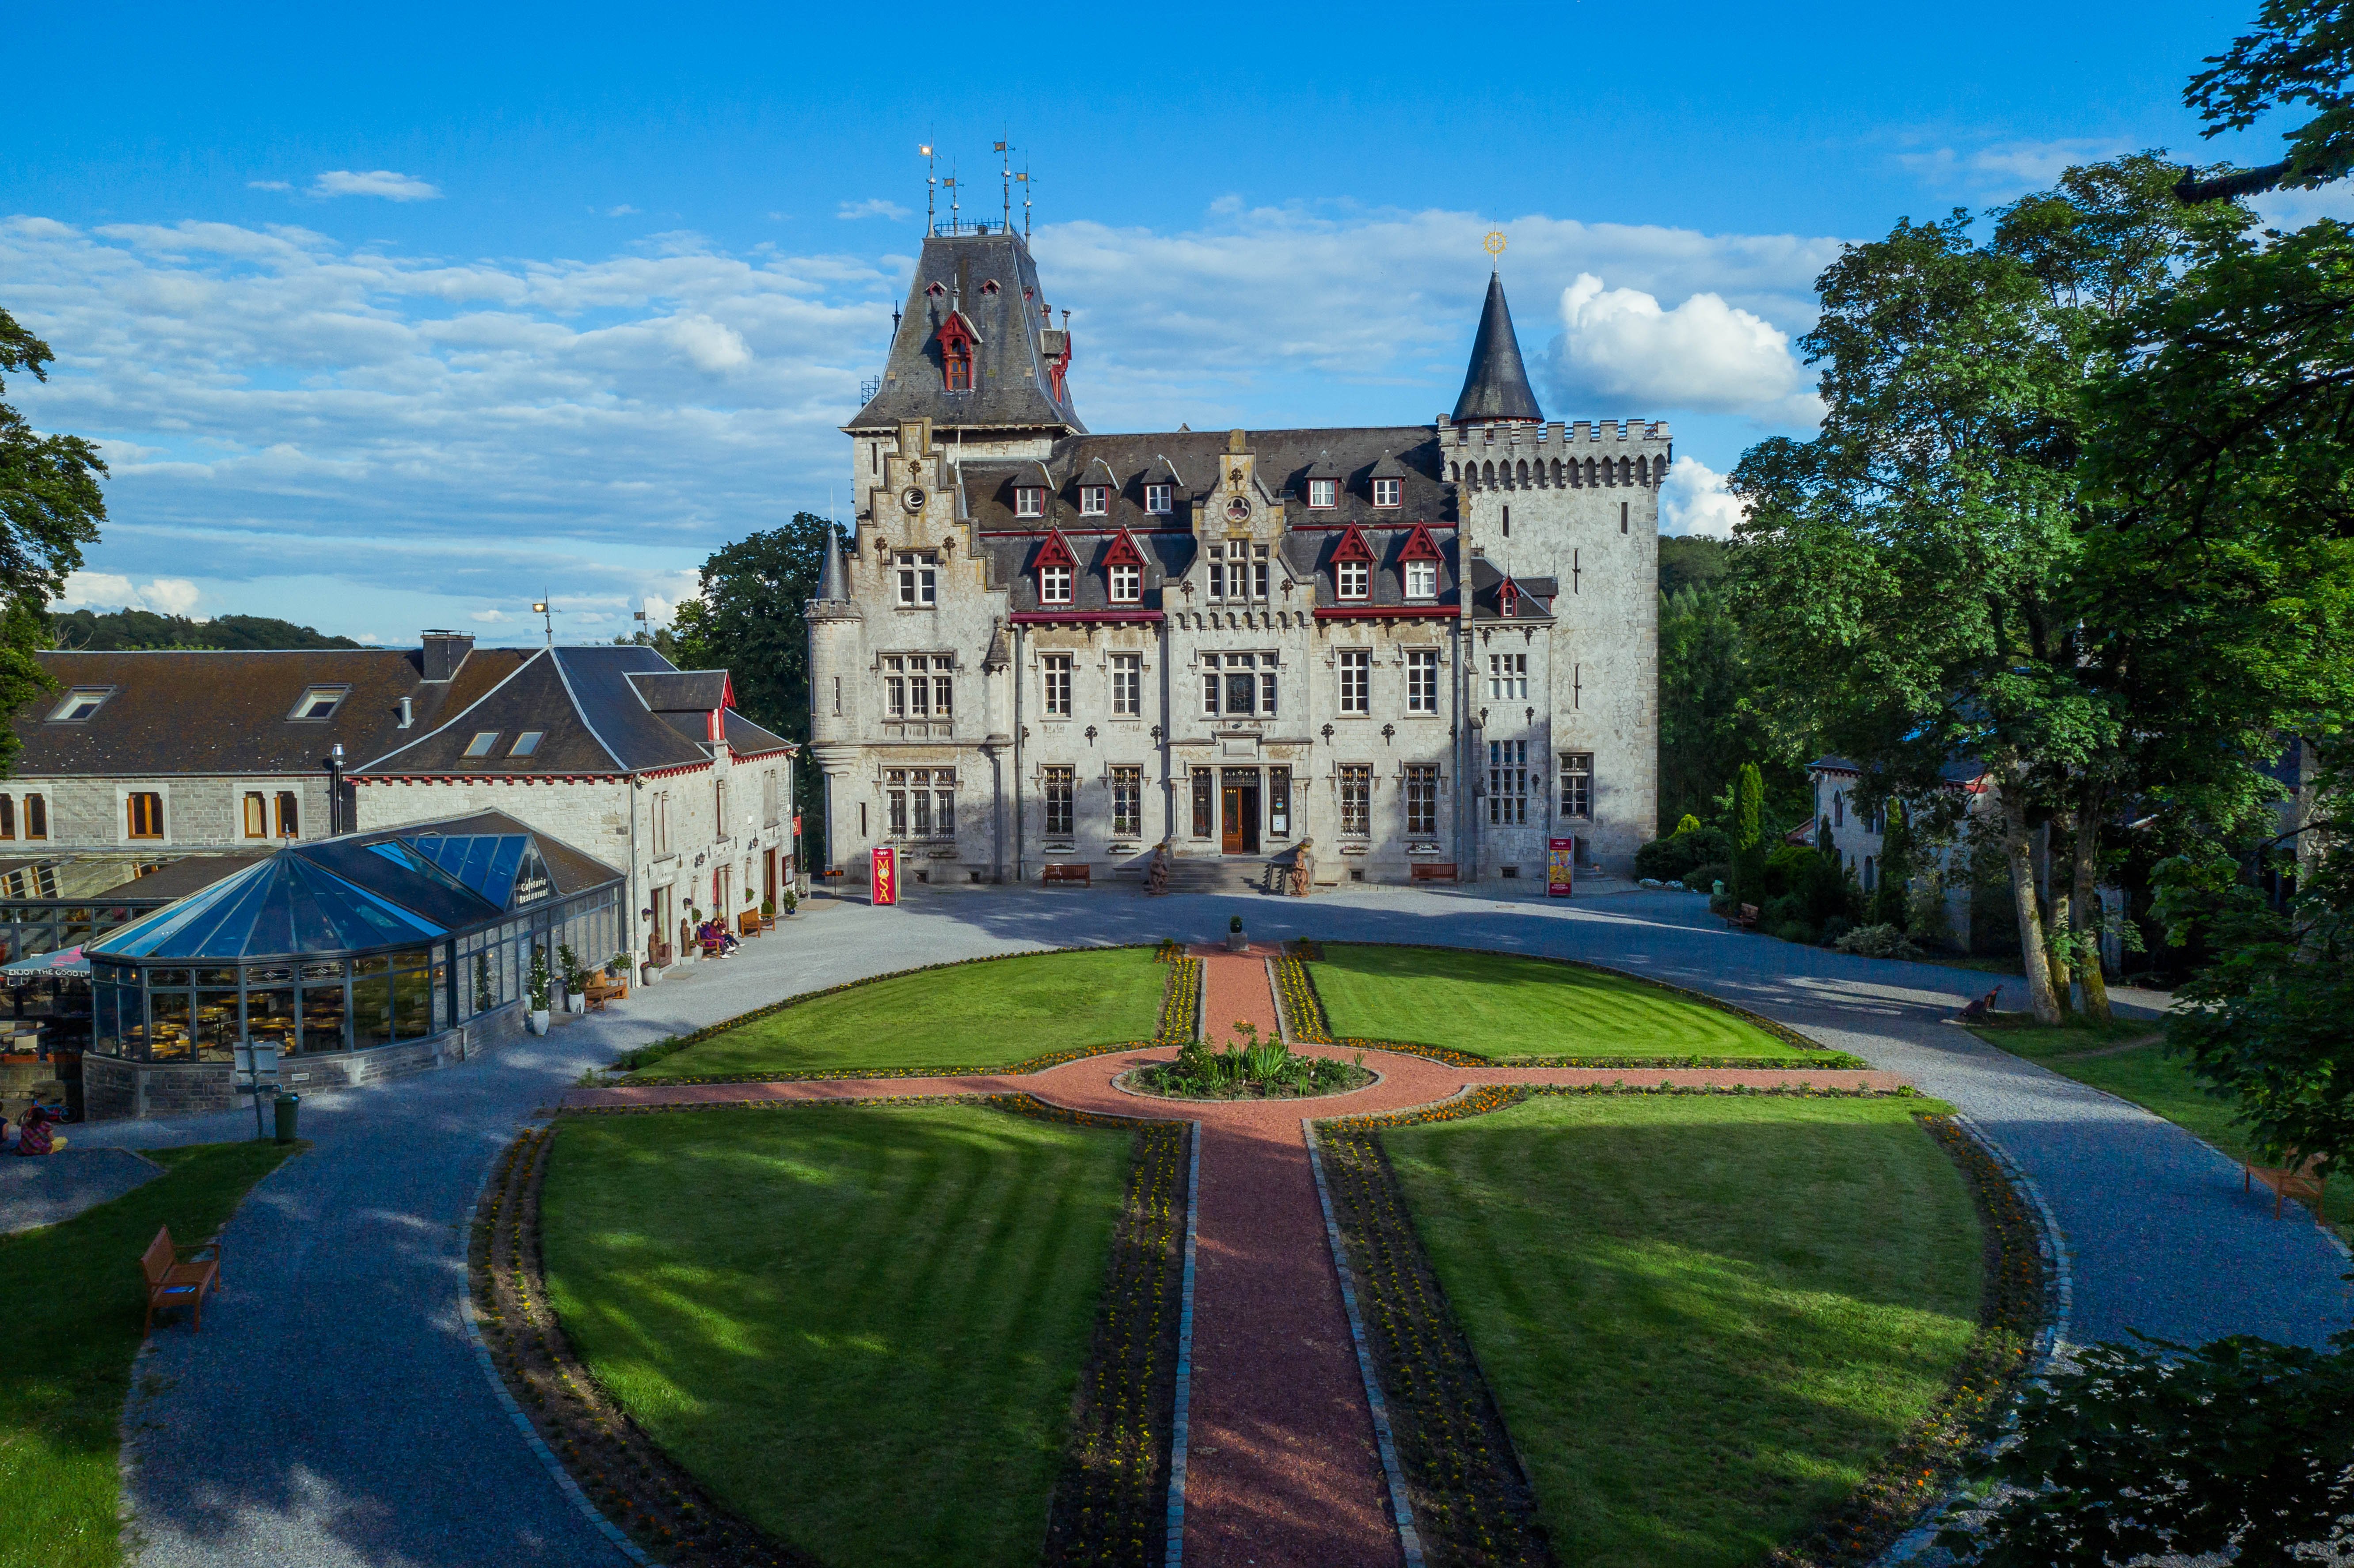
1619,457,1633,486
1516,460,1529,485
1551,459,1563,486
1482,460,1495,483
1585,458,1599,487
1449,460,1460,482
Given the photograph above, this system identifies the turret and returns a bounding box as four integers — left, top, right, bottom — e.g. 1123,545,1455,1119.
1452,273,1545,426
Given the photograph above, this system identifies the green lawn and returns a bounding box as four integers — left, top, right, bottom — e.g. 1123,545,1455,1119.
540,1103,1133,1567
632,948,1167,1078
1972,1019,2354,1226
0,1139,300,1568
1312,944,1806,1060
1381,1095,1982,1568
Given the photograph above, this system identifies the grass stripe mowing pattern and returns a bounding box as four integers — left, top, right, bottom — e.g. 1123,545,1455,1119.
1312,944,1810,1063
1376,1095,1984,1568
0,1140,299,1568
540,1103,1134,1567
629,948,1168,1080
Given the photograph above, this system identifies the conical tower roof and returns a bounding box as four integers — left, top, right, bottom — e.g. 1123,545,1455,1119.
1451,273,1544,425
815,524,848,601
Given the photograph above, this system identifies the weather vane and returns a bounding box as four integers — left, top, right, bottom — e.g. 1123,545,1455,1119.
1483,230,1507,259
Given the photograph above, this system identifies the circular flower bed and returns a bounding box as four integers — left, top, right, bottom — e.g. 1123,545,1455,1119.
1121,1028,1376,1101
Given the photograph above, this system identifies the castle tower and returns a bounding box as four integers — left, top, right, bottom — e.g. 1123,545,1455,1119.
804,523,864,875
1452,273,1545,426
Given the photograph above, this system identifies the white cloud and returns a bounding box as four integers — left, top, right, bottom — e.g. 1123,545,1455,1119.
1547,273,1818,423
1896,137,2133,198
247,180,292,192
837,198,911,222
309,169,441,201
2250,182,2354,229
669,314,753,372
57,571,204,615
470,609,513,623
1659,455,1748,539
607,204,639,217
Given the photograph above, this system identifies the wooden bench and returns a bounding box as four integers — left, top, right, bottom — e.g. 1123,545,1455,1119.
1727,902,1761,929
737,911,762,938
2246,1155,2327,1221
1409,862,1458,882
583,979,628,1012
1042,863,1091,887
140,1225,222,1335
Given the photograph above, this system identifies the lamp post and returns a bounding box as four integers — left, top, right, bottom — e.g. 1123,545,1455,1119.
327,743,345,836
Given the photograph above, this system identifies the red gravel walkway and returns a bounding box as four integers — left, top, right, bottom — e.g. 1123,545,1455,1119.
563,953,1910,1566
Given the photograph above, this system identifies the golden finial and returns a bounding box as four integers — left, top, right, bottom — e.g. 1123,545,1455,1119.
1483,230,1507,258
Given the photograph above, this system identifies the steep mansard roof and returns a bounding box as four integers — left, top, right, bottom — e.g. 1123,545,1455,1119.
1452,273,1545,425
960,426,1456,534
847,230,1086,436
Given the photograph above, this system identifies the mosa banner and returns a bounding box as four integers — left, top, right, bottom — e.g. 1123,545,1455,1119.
871,846,898,906
1548,838,1575,898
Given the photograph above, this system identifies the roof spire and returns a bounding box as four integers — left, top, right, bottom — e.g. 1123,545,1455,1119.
816,523,848,601
1451,271,1544,425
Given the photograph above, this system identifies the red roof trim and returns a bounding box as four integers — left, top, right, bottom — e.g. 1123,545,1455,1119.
1331,525,1377,565
1283,520,1456,532
1009,610,1166,625
1103,529,1148,569
1399,524,1444,563
1312,606,1457,620
1033,529,1080,571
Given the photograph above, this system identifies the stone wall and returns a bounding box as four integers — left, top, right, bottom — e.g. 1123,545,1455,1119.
9,774,338,853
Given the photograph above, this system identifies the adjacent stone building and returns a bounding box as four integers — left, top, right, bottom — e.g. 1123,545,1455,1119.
8,635,795,971
808,226,1663,886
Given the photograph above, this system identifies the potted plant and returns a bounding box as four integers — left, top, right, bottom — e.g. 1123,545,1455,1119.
780,887,798,919
1226,913,1248,953
557,944,588,1013
526,945,552,1035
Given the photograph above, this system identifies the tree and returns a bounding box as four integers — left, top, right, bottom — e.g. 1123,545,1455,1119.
1871,799,1912,928
1943,1332,2354,1566
2177,0,2354,200
51,607,358,650
1730,763,1765,903
1731,157,2221,1023
0,308,106,773
669,513,834,869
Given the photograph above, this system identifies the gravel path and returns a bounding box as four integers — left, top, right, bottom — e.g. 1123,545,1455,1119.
82,884,2351,1567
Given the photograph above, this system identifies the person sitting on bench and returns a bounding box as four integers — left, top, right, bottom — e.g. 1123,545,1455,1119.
12,1103,66,1156
697,919,739,957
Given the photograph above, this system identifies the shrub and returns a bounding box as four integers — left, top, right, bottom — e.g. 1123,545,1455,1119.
1834,923,1924,959
1229,914,1244,933
1635,825,1734,882
1687,860,1731,896
1768,919,1815,944
1820,915,1854,944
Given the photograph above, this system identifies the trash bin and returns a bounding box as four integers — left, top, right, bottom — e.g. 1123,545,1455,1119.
274,1091,300,1144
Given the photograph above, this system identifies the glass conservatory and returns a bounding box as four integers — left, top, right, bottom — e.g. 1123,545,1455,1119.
84,822,621,1067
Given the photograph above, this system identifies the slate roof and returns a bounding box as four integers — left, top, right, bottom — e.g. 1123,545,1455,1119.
961,426,1456,535
1453,273,1545,425
14,646,529,779
847,231,1086,436
1465,557,1556,622
355,647,792,778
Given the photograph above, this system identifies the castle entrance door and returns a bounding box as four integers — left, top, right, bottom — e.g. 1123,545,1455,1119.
1220,769,1260,855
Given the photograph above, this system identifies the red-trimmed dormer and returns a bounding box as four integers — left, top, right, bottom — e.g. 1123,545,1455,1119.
1332,525,1376,601
707,672,738,741
1034,529,1079,606
1104,529,1147,605
1399,523,1444,600
938,312,978,393
1499,575,1520,619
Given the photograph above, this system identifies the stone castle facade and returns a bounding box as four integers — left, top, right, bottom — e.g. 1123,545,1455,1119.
807,226,1662,887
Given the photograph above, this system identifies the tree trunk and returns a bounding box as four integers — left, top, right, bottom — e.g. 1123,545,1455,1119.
2047,882,2077,1022
1999,782,2063,1025
2073,786,2113,1025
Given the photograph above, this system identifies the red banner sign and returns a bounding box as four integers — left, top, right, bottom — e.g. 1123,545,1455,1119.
1547,838,1575,898
871,846,897,906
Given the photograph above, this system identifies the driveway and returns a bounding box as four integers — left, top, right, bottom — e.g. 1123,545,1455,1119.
84,884,2350,1568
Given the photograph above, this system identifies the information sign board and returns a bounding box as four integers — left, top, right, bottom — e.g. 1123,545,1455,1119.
1547,838,1575,898
871,846,898,906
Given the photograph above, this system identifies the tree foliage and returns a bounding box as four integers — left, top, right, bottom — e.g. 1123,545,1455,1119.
50,607,358,650
2182,0,2354,197
1943,1332,2354,1566
0,307,107,775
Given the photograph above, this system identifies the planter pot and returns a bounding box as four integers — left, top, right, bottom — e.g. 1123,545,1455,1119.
565,995,586,1015
640,964,660,986
1226,932,1249,953
527,1009,551,1036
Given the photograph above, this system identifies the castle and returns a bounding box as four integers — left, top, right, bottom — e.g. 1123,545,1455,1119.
806,224,1662,888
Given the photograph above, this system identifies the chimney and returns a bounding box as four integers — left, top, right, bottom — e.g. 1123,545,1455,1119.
420,630,474,683
397,695,414,728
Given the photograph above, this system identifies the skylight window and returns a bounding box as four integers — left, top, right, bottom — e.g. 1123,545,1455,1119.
510,732,544,758
48,687,113,722
290,686,347,721
463,732,500,758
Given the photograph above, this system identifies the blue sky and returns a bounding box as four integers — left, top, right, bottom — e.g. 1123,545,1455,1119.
8,1,2346,645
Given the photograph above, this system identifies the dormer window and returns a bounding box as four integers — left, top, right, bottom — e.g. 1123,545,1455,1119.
1307,478,1338,509
1104,531,1146,604
1332,525,1376,602
1040,565,1072,604
289,685,347,721
925,282,946,297
47,687,114,722
981,278,1001,295
1145,483,1172,515
1110,564,1140,603
937,315,976,393
1079,485,1109,516
1501,581,1519,618
1372,478,1402,508
1406,560,1438,599
1034,529,1079,606
1015,486,1046,518
1338,560,1370,599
